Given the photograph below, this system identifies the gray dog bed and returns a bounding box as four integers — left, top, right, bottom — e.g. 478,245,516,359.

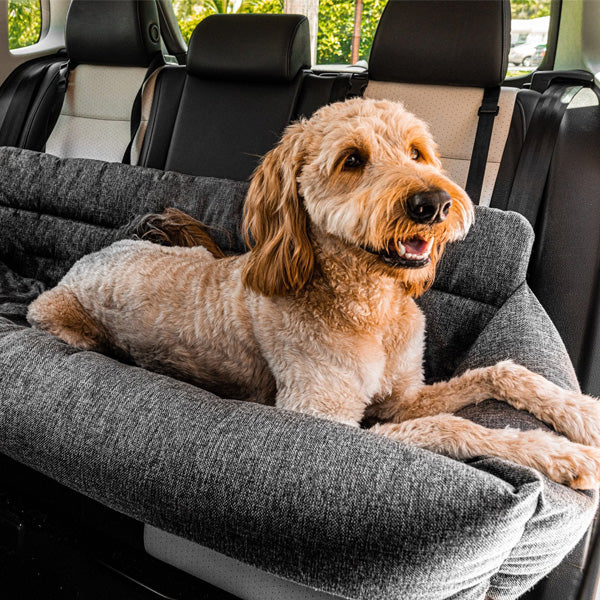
0,147,596,600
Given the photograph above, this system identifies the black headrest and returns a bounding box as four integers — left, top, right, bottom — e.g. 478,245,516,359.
187,14,311,82
369,0,511,87
66,0,162,67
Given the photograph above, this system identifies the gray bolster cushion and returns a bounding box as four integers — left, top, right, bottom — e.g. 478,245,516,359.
0,148,595,600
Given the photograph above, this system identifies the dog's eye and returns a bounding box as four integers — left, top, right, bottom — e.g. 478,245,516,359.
343,153,364,170
410,148,422,161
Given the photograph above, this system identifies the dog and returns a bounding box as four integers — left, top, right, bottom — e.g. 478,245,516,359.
28,97,600,489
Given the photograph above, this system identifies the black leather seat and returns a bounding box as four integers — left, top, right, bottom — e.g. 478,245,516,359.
136,14,311,180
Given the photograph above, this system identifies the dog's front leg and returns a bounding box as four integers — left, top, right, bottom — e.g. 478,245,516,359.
376,361,600,448
371,415,600,489
271,354,373,427
262,325,381,427
275,381,368,428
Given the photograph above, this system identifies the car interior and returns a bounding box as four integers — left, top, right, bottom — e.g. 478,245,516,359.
0,0,599,598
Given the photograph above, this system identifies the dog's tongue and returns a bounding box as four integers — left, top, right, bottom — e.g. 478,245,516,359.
402,236,429,255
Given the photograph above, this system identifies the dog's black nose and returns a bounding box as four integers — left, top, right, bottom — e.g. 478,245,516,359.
406,190,452,224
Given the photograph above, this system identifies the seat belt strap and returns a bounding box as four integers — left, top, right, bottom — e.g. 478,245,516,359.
506,83,582,228
504,70,595,228
123,53,165,165
50,61,71,128
465,86,501,205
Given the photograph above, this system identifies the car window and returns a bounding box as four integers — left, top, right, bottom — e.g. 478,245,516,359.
171,0,385,65
508,0,551,77
172,0,285,43
171,0,552,74
7,0,41,50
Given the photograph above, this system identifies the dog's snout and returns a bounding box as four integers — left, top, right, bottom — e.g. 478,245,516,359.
406,189,452,225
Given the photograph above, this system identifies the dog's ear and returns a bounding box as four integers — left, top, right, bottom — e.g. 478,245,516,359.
242,120,314,296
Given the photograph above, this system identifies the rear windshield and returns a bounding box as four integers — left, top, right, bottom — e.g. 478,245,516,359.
171,0,552,76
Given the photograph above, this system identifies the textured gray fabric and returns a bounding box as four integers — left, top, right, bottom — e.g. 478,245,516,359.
431,209,533,309
416,208,534,383
0,260,45,324
0,147,596,599
0,317,595,600
0,148,248,285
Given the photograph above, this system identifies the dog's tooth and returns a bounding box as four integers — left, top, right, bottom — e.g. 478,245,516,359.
404,250,431,261
397,242,406,257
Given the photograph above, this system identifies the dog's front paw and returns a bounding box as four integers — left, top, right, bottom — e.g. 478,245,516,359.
539,388,600,449
564,392,600,448
540,441,600,490
518,428,600,489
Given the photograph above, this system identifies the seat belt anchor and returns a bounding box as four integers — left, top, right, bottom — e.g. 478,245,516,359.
478,105,500,116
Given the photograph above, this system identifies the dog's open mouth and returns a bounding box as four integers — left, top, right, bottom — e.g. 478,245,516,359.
363,236,433,268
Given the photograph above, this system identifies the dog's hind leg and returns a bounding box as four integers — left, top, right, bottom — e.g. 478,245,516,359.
131,207,225,257
371,414,600,489
377,360,600,449
27,287,109,352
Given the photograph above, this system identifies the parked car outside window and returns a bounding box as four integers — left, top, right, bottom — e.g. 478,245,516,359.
509,41,539,66
531,43,547,67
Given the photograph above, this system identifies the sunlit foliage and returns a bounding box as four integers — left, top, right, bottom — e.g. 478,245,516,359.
172,0,284,43
8,0,41,50
5,0,553,62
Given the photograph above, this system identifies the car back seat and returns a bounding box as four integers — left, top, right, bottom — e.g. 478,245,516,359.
364,0,540,208
293,69,368,119
44,0,163,162
133,14,311,180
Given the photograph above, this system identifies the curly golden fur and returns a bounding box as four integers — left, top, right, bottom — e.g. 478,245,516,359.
28,98,600,489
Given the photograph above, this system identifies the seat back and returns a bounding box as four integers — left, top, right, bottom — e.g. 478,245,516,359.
135,14,311,180
364,0,519,206
0,54,69,152
45,0,162,162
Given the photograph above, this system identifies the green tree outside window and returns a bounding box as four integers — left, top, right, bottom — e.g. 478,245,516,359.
171,0,551,66
5,1,551,63
316,0,386,64
172,0,284,43
8,0,41,50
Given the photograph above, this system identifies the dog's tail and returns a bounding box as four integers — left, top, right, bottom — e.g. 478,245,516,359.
129,207,225,258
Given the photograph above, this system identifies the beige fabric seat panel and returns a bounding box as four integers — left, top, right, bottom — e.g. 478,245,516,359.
130,67,163,166
365,82,518,206
46,65,147,162
46,116,135,163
